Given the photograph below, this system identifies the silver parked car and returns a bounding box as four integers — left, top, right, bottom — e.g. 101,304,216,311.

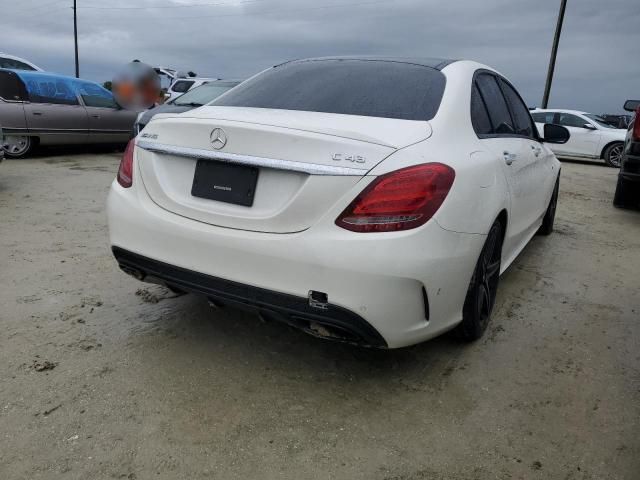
0,69,138,158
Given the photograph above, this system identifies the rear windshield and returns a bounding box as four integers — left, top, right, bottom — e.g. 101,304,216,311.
211,59,446,121
0,57,37,71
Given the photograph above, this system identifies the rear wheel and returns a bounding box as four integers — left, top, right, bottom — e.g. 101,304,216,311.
2,135,33,158
603,142,624,168
455,221,503,341
538,175,559,236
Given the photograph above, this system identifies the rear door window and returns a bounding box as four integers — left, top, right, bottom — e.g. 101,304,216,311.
212,59,447,121
475,73,515,135
558,113,588,128
499,79,535,137
0,70,28,101
19,73,79,105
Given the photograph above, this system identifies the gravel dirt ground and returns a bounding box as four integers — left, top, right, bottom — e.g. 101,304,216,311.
0,152,639,480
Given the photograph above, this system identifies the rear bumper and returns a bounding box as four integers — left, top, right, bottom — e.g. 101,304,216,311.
113,246,387,347
107,180,486,348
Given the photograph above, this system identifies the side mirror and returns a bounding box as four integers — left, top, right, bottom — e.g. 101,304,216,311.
543,124,570,144
623,100,640,112
583,123,597,130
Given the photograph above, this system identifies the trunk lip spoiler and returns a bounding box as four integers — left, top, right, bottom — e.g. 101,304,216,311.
136,140,370,176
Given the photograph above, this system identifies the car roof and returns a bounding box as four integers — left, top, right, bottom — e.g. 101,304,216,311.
204,79,242,84
279,56,457,71
174,77,219,82
0,68,110,94
534,108,589,115
1,68,92,83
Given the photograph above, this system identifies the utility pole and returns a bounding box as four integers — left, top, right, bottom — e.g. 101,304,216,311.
542,0,567,108
73,0,79,78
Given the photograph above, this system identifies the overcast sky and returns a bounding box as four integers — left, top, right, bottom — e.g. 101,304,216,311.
2,0,638,113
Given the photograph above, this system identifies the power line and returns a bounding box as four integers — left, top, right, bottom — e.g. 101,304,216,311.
15,0,395,22
12,5,70,21
163,0,394,21
11,0,67,16
77,0,394,20
77,0,266,10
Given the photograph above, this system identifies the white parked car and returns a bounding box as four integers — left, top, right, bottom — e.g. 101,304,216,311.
531,109,626,167
166,76,220,102
108,57,569,348
0,53,43,71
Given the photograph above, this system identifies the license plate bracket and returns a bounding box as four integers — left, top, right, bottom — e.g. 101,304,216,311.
191,160,259,207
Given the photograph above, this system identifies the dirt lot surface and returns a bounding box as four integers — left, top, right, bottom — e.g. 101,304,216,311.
1,152,639,480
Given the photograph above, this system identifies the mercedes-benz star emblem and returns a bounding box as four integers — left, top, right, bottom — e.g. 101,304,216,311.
210,128,227,150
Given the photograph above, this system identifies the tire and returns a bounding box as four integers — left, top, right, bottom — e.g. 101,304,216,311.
455,221,503,341
613,176,637,209
538,175,560,236
2,135,33,159
603,142,624,168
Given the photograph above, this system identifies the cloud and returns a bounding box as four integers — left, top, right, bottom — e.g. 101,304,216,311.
2,0,638,113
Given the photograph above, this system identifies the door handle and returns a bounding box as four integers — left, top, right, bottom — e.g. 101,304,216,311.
531,145,542,157
91,114,100,118
503,151,517,165
32,111,43,116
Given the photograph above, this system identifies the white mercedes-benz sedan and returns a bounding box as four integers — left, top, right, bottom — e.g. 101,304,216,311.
107,57,569,349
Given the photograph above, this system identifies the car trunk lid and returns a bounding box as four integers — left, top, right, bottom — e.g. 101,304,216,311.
136,107,432,233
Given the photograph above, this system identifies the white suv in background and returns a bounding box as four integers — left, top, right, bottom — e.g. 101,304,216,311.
532,109,626,167
166,76,219,102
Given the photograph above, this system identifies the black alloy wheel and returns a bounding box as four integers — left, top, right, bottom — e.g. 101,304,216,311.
604,143,624,168
455,221,503,341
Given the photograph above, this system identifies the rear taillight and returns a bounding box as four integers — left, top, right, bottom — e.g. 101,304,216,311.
117,139,135,188
633,107,640,141
336,163,455,233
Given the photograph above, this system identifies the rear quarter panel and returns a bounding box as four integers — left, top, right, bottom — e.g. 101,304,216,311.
366,138,508,236
367,60,509,236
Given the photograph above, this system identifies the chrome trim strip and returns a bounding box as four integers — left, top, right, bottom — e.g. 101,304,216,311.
136,140,368,176
557,153,599,160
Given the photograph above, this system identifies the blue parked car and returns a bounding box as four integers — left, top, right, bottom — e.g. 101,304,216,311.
0,69,138,158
